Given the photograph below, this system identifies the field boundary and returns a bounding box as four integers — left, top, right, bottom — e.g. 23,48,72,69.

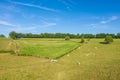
55,44,81,59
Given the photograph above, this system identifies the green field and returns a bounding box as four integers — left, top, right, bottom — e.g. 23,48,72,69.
0,38,80,59
0,39,120,80
16,38,80,59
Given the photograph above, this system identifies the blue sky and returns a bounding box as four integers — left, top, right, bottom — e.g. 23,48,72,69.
0,0,120,36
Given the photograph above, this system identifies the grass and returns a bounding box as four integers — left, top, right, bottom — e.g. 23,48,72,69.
16,38,80,59
0,39,120,80
0,38,14,53
61,39,120,80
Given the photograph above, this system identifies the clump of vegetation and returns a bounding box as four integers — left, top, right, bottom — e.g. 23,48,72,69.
80,36,85,43
65,36,70,40
117,33,120,38
0,34,6,38
9,31,17,39
105,35,113,44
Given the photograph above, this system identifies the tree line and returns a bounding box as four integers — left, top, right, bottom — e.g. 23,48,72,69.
0,34,6,38
8,31,120,39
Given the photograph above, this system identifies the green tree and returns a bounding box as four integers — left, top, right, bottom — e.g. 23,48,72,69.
0,34,5,38
9,31,17,39
65,36,70,40
105,35,113,44
80,36,85,43
96,33,106,38
117,33,120,38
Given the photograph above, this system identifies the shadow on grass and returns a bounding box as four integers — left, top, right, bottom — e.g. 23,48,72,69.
99,42,108,44
0,50,14,54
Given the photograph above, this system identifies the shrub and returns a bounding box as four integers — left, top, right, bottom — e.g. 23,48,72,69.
65,36,70,40
80,36,85,43
9,31,17,39
105,35,113,44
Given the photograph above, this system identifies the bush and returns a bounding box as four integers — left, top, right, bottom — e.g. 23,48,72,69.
9,31,17,39
65,36,70,40
0,34,6,38
80,36,85,43
105,35,113,44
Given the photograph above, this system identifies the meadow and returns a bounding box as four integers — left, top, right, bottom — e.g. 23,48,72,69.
0,38,120,80
0,38,14,53
16,38,80,59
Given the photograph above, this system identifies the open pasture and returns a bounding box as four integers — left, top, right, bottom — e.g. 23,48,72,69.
0,39,120,80
16,38,80,59
0,38,13,53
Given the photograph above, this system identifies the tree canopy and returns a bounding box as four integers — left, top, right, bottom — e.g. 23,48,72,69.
105,35,113,44
0,34,5,38
9,31,17,39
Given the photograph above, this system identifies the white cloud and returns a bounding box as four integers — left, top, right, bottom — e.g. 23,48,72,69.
37,18,57,28
100,21,108,24
58,0,77,10
14,27,35,31
90,24,98,28
0,20,16,27
32,22,57,28
43,22,56,27
89,16,119,29
9,0,58,12
111,16,118,20
0,20,35,32
21,13,35,19
100,16,118,24
0,19,56,30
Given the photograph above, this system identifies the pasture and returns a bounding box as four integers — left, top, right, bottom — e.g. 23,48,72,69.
0,38,120,80
0,38,13,52
16,38,80,59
